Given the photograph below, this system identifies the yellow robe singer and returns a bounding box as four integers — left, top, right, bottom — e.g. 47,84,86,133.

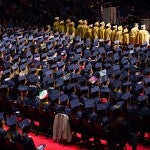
76,20,83,37
58,21,65,33
104,23,112,41
53,17,60,33
99,22,105,40
115,26,123,44
93,22,99,39
111,25,117,42
87,24,93,39
123,28,129,45
136,26,149,45
81,20,88,39
129,24,139,44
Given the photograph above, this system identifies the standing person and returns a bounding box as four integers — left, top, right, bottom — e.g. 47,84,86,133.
99,22,105,40
76,19,83,37
58,20,65,33
115,26,123,44
93,22,99,39
87,24,93,40
129,23,139,45
123,28,130,45
68,22,76,38
65,18,71,34
136,24,150,45
82,20,89,40
53,17,60,33
111,25,117,43
104,23,112,41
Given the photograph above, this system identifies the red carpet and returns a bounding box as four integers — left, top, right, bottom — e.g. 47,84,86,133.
29,132,150,150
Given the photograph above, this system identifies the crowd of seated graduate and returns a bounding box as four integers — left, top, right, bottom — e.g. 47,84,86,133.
0,112,46,150
0,19,150,149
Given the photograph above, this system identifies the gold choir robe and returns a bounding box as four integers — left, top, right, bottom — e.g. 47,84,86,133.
99,26,105,39
129,27,139,44
123,32,129,45
53,21,60,32
93,26,99,39
136,29,149,45
104,27,112,41
115,30,123,43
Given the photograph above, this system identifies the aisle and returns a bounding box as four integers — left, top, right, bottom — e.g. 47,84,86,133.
29,132,150,150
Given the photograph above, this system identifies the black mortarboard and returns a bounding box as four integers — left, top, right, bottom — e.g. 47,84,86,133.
76,48,82,53
18,85,28,91
18,75,26,81
144,77,150,84
66,83,75,90
70,98,79,109
6,115,17,126
27,74,39,83
138,95,148,102
84,99,95,108
60,93,68,103
19,119,30,129
3,69,10,75
49,89,59,101
79,86,89,92
91,86,100,93
100,87,110,93
112,79,122,88
144,87,150,95
135,84,144,91
95,62,102,69
0,112,4,120
0,84,9,89
56,78,64,87
19,64,26,70
121,92,132,100
97,103,108,111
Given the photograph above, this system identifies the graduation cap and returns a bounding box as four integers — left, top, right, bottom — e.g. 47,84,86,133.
99,69,107,77
18,85,28,92
6,115,17,126
138,95,148,102
0,112,4,120
144,87,150,95
60,93,68,103
84,99,95,108
48,89,59,101
89,76,98,84
121,92,132,100
95,62,102,69
91,86,100,94
18,75,26,81
70,98,80,109
0,84,9,89
135,84,144,91
79,86,89,92
111,79,122,88
97,103,109,111
27,74,39,83
19,119,30,129
144,77,150,84
39,90,48,99
56,78,64,87
19,64,26,70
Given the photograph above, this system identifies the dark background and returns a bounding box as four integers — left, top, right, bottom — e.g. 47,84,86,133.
0,0,149,28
